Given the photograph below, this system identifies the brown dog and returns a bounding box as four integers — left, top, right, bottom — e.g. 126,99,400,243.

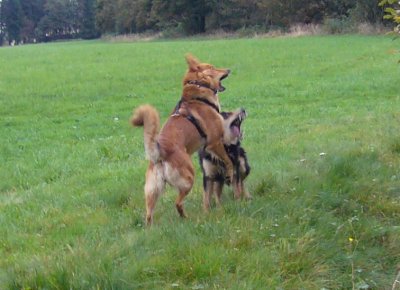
131,54,233,225
199,109,251,210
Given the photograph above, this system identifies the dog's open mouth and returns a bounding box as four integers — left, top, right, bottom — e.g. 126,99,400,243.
218,71,230,92
229,109,246,138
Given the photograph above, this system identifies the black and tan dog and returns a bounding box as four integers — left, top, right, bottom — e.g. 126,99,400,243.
131,54,233,225
199,108,251,210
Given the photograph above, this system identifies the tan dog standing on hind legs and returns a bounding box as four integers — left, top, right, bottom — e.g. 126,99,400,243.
131,54,233,225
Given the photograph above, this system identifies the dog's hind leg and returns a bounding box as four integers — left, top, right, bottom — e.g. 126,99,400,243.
144,162,165,225
165,156,194,219
176,188,191,218
240,176,252,199
233,179,243,200
175,169,194,218
243,184,252,200
240,154,251,199
202,177,213,211
213,181,224,207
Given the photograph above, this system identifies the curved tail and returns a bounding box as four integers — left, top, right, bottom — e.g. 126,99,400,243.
131,104,160,163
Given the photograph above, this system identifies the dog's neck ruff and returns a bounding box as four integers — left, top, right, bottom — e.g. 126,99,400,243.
186,80,218,95
175,95,220,114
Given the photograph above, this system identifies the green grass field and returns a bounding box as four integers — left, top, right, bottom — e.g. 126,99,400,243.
0,35,399,289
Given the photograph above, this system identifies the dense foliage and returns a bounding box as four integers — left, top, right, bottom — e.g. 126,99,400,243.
0,0,387,44
379,0,400,35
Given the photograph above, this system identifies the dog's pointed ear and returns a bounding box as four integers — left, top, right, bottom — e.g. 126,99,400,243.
185,53,200,72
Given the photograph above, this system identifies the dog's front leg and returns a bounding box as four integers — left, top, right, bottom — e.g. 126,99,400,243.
242,181,252,200
233,178,242,199
214,181,224,206
202,176,213,211
205,142,234,183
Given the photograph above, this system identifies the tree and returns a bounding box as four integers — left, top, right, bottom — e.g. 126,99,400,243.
115,0,137,34
207,0,260,31
182,0,211,34
95,0,117,33
37,0,81,41
2,0,23,44
134,0,154,32
20,0,45,42
81,0,99,39
0,1,5,45
351,0,384,24
150,0,213,35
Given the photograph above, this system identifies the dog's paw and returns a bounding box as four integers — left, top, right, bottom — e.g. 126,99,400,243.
226,169,234,185
225,174,232,185
245,194,253,200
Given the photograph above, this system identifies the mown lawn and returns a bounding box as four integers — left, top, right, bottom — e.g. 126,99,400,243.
0,35,399,289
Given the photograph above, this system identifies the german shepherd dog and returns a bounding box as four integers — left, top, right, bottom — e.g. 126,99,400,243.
199,109,251,210
131,54,233,225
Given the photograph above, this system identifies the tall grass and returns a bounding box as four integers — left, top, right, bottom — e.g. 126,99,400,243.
0,35,399,289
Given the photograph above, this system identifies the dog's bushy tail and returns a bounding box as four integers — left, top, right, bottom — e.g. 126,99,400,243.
131,105,160,163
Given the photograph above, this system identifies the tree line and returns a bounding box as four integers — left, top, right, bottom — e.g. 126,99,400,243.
0,0,388,45
0,0,97,44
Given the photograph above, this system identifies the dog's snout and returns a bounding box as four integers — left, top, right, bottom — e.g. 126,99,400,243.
240,108,247,116
226,69,231,75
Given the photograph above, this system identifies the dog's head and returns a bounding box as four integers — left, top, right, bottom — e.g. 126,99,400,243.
222,108,247,145
183,54,230,93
